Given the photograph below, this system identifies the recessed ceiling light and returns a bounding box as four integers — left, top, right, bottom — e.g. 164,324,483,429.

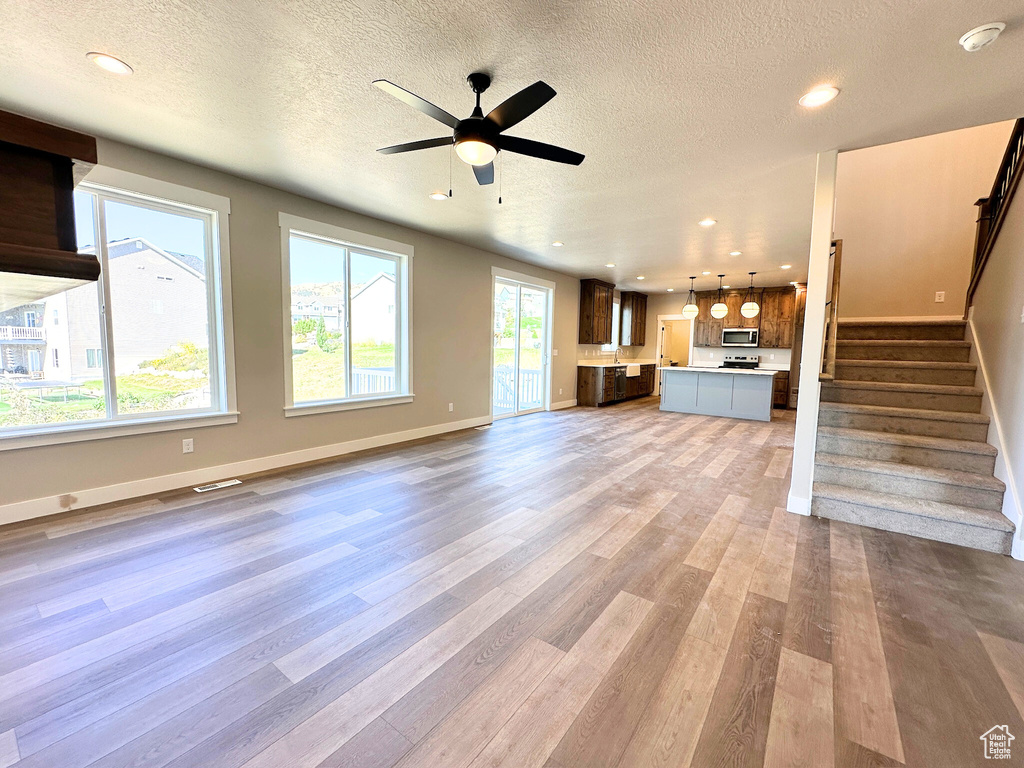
959,23,1005,52
428,191,449,200
552,241,564,247
799,85,839,108
722,285,730,289
698,218,717,227
636,276,645,280
605,263,615,268
666,288,674,292
780,264,792,269
86,52,133,75
730,251,742,256
702,270,711,275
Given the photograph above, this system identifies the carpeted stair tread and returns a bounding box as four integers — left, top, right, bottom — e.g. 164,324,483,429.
815,452,1005,491
817,425,997,456
822,380,982,396
817,402,990,424
813,482,1014,532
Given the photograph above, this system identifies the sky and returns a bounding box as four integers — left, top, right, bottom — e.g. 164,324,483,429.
74,190,393,288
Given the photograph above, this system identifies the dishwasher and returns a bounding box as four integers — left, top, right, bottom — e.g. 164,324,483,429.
614,367,628,401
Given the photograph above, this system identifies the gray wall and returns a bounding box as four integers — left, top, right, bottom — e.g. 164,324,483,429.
1,138,581,508
970,181,1024,542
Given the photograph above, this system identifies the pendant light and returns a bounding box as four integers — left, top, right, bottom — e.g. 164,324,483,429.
710,275,728,319
681,276,699,320
740,272,760,318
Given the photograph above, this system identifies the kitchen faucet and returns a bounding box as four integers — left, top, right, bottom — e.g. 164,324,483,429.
614,347,623,363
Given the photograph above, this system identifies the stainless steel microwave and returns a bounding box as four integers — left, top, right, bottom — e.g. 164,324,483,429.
722,328,759,347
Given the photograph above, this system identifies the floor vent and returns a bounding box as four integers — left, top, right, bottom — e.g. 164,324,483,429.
474,425,493,430
193,479,242,493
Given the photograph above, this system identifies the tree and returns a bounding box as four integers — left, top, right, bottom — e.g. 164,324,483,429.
315,315,330,352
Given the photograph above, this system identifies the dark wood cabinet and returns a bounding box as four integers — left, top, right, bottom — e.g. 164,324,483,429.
773,372,790,408
577,364,656,407
691,285,797,349
619,291,648,346
578,278,615,345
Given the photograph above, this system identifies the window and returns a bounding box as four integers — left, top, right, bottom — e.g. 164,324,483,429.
24,311,37,328
0,169,235,446
280,213,411,414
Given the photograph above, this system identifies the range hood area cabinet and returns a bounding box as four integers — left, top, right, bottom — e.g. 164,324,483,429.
578,278,615,344
0,110,100,312
618,291,647,346
692,285,798,348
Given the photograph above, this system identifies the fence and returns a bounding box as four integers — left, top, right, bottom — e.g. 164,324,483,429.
494,365,543,412
352,368,395,395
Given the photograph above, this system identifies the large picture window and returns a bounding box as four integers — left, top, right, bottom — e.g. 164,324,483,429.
281,214,411,415
0,171,235,445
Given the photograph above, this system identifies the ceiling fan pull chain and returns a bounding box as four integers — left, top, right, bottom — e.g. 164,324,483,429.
498,153,503,205
448,144,453,199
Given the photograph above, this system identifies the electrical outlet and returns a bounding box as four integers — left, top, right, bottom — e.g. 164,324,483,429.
182,438,194,454
770,354,775,361
448,402,454,412
559,388,563,395
1020,304,1024,324
935,291,945,303
552,349,558,356
709,352,714,358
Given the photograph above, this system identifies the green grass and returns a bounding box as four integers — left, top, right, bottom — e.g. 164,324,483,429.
0,402,11,414
493,347,543,370
290,342,397,403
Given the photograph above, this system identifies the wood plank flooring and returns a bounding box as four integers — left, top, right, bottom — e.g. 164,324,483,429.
2,397,1024,767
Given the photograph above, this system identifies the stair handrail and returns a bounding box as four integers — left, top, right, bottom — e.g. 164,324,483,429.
820,240,843,381
967,117,1024,314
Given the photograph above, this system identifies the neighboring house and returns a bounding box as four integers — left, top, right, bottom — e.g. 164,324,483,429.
0,302,46,374
290,296,344,332
2,237,208,382
350,272,396,345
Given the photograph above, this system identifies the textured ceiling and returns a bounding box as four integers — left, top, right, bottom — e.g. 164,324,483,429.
2,0,1023,292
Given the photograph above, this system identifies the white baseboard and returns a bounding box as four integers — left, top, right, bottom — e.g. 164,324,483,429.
968,316,1023,560
550,399,577,411
787,492,811,516
0,415,492,528
838,315,965,323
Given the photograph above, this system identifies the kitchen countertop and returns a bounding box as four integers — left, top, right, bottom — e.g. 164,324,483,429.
659,365,779,376
577,359,658,368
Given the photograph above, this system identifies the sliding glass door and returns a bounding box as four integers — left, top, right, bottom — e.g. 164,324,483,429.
493,278,550,417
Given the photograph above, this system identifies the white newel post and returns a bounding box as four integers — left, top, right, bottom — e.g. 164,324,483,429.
788,150,838,516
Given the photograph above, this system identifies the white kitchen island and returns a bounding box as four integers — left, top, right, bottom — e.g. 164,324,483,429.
659,366,778,422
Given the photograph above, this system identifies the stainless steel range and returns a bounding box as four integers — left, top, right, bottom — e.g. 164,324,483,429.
721,354,759,370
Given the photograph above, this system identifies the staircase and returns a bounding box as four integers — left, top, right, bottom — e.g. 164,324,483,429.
812,319,1014,555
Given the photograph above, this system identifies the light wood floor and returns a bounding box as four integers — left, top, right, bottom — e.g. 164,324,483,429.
2,398,1024,768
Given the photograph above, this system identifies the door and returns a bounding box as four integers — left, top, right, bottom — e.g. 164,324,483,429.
493,278,550,417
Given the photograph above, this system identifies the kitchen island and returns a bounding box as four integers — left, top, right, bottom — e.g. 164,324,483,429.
659,366,778,421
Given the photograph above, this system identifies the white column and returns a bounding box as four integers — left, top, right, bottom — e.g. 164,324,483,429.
788,150,838,515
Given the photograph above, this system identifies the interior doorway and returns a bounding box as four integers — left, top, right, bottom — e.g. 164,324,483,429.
491,271,553,418
653,315,692,396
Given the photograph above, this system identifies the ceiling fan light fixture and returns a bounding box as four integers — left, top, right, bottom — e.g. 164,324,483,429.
454,138,497,166
428,191,449,200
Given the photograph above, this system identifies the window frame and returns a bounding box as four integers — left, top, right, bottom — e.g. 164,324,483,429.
279,213,413,417
0,167,237,451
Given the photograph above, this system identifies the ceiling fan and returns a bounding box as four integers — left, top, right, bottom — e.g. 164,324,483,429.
373,72,585,186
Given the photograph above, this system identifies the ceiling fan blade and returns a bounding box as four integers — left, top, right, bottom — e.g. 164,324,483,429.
498,135,584,165
373,80,460,129
473,162,495,185
377,137,453,155
486,81,556,132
